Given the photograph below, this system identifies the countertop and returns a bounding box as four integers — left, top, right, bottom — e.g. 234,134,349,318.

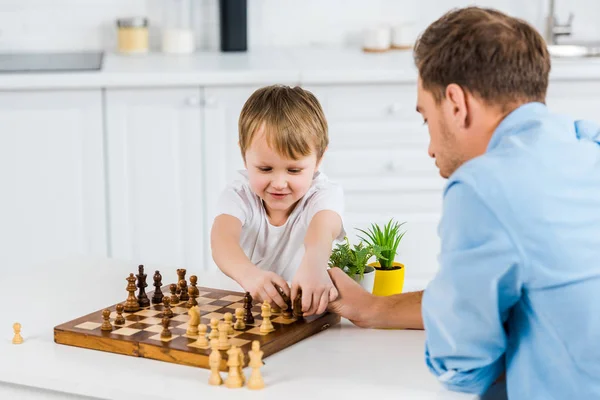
0,47,599,90
0,255,479,400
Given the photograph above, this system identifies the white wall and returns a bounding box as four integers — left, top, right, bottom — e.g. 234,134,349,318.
0,0,598,52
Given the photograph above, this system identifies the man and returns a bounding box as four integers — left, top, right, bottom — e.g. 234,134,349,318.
327,6,600,399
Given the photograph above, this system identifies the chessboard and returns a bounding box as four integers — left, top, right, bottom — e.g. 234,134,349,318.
54,269,340,372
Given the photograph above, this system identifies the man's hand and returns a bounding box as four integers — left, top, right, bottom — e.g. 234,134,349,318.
327,267,374,327
240,270,290,309
291,262,338,316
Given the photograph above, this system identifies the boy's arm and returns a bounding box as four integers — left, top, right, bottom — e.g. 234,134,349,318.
211,214,289,307
291,210,343,316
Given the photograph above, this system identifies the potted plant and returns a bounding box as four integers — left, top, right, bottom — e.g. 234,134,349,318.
357,219,407,296
328,237,387,293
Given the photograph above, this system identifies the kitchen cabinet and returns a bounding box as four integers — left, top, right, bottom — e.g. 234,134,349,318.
105,88,207,270
0,90,107,271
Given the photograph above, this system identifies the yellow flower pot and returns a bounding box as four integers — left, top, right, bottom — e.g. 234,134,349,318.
369,261,405,296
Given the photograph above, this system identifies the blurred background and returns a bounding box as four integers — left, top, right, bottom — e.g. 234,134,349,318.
1,0,599,289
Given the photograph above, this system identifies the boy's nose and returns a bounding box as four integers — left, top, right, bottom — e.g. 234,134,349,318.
271,175,287,190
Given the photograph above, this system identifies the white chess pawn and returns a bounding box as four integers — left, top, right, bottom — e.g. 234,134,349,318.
259,302,274,333
218,321,231,350
209,318,219,340
224,312,234,335
194,324,208,347
234,308,246,330
225,346,243,388
208,339,223,386
247,341,265,390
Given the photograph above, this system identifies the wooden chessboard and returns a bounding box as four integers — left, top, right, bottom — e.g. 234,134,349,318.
54,285,340,371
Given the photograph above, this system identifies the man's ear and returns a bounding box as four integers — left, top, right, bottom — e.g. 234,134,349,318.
445,84,468,129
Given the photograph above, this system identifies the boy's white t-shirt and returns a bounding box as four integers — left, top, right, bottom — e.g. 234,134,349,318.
215,170,345,281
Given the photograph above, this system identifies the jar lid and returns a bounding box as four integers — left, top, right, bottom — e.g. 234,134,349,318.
117,17,148,28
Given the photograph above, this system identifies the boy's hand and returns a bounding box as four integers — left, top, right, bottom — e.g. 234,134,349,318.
241,270,290,310
291,262,339,316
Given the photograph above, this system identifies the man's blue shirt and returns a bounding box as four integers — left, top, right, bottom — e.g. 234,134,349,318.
422,102,600,399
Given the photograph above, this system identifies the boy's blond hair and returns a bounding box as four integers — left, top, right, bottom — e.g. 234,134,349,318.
238,85,328,161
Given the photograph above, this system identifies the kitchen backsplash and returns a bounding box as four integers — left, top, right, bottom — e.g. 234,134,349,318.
0,0,598,52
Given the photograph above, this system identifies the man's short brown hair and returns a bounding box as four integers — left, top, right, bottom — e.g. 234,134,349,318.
239,85,328,161
413,7,551,108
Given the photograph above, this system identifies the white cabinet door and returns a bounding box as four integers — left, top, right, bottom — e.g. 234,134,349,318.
546,81,600,121
106,88,206,270
0,90,106,271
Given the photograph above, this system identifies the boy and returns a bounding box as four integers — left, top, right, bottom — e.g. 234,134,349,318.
210,85,345,317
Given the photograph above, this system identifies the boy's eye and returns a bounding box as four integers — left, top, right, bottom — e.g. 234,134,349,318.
258,167,272,172
288,169,302,174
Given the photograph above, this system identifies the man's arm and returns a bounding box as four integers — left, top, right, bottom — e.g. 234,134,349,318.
422,181,523,395
327,267,424,330
292,210,343,316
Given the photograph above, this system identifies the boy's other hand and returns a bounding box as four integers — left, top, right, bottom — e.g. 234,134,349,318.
242,270,290,309
291,263,339,316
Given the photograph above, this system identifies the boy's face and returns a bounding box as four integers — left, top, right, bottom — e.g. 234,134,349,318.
244,126,321,219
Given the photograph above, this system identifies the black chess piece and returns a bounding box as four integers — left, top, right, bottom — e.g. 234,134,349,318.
152,270,164,304
136,264,150,307
243,292,254,324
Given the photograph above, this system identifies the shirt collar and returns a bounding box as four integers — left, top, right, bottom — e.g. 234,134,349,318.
487,102,548,152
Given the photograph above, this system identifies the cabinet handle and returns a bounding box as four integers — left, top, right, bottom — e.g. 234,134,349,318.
185,97,200,107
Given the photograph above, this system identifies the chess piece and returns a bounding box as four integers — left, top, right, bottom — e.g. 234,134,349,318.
225,346,243,388
247,341,265,390
293,289,303,318
208,338,223,386
282,290,293,319
114,304,126,325
271,302,281,313
186,306,200,337
259,302,275,333
176,268,186,294
12,322,23,344
186,275,199,307
136,264,150,307
124,273,140,312
224,312,234,335
179,279,190,302
169,283,179,304
194,324,208,347
161,316,172,338
234,308,246,330
218,322,231,350
239,348,246,385
209,318,219,340
151,270,164,304
243,292,254,325
163,297,173,318
101,309,113,331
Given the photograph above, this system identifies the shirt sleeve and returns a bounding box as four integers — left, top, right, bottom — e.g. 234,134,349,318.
215,184,253,226
304,182,346,241
422,180,523,395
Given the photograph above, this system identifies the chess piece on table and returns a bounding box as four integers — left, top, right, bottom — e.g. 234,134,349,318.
186,275,199,307
161,316,172,338
247,341,265,390
12,322,23,344
209,318,219,340
234,308,246,330
225,346,243,388
152,270,164,304
293,289,303,318
224,312,234,335
259,302,275,333
101,309,113,331
239,348,246,385
136,264,150,308
243,292,254,325
208,338,223,386
176,268,186,294
218,322,231,350
124,273,140,312
163,297,173,318
281,290,293,319
114,304,126,325
194,324,208,347
169,283,179,304
186,306,200,337
178,279,190,302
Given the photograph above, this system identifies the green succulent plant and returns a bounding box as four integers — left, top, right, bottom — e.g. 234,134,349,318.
357,219,407,270
328,237,387,280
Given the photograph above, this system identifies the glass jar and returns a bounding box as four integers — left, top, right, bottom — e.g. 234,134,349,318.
116,17,149,55
161,0,195,54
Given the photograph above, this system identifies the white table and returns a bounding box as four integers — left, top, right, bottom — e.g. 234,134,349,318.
0,256,480,399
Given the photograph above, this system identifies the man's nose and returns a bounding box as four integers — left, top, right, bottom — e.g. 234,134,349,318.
428,143,435,159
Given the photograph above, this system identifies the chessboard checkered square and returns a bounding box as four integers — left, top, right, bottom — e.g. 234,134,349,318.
202,312,225,320
134,309,161,317
220,295,244,302
244,326,270,336
139,317,163,325
171,314,189,323
199,304,222,313
112,320,136,328
143,325,165,333
148,333,179,342
272,316,298,325
112,327,141,336
210,300,235,307
171,306,189,314
229,337,251,347
74,322,101,330
228,302,245,310
196,297,217,305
